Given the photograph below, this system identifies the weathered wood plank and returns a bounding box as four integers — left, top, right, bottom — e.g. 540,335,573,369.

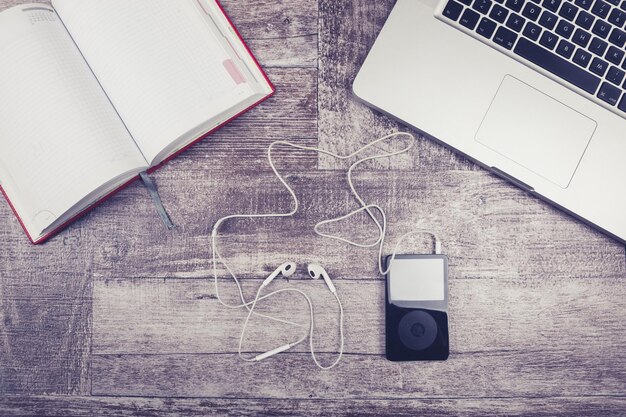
90,276,626,398
0,0,624,414
0,271,91,395
220,0,318,68
66,170,623,280
173,67,319,169
91,348,626,398
318,0,477,171
2,395,626,417
0,126,94,393
92,278,626,357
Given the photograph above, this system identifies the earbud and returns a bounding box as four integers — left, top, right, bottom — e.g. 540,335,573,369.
261,262,296,288
308,263,336,294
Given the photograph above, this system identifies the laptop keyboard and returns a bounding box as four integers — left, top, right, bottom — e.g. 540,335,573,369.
437,0,626,117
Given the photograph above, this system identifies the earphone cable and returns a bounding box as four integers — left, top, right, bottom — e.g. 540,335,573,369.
211,132,440,369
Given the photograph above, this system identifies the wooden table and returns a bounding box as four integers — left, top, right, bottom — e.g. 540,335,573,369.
1,1,625,415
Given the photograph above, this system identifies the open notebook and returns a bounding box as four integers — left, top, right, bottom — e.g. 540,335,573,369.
0,0,274,244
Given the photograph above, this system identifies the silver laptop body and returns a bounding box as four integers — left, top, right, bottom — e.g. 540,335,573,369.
354,0,626,243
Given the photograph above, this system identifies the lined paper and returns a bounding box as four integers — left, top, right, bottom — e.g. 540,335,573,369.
0,6,146,235
54,0,255,163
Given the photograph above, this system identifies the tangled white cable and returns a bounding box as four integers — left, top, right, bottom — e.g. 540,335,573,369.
210,132,440,370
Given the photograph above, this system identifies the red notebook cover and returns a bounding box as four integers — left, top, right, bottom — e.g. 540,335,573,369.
0,0,275,245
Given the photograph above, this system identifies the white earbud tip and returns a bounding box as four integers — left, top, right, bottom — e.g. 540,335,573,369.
282,262,297,277
307,264,322,279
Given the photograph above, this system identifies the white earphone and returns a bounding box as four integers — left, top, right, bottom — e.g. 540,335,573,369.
239,262,344,369
211,132,440,370
308,263,336,294
261,262,296,288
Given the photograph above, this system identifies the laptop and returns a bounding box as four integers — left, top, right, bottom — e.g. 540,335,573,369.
354,0,626,244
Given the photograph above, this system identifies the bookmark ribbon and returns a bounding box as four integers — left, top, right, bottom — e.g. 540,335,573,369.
140,171,176,230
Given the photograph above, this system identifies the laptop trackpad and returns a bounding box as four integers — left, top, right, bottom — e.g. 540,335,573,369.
475,75,597,189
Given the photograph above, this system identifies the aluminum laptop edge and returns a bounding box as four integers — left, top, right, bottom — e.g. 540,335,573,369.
353,0,626,244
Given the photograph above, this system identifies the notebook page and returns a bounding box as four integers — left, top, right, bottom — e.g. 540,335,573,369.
0,5,146,237
53,0,257,164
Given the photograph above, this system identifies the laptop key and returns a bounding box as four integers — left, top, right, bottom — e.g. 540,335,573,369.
542,0,561,12
609,28,626,47
459,0,473,5
576,10,595,29
606,66,626,85
597,81,621,105
522,2,542,20
490,4,510,22
606,46,625,65
556,20,575,38
618,94,626,112
477,17,498,37
523,21,543,39
559,2,580,20
572,28,592,46
590,56,609,76
460,8,481,29
514,38,601,93
473,0,493,14
592,20,611,39
443,0,464,21
574,0,593,10
540,30,559,48
575,0,594,9
573,48,593,67
608,8,626,25
506,13,527,31
591,0,610,18
606,0,620,5
556,39,576,57
539,10,558,29
589,37,608,55
505,0,525,12
494,25,519,48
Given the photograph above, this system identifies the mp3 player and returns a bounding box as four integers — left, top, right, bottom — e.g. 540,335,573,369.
385,254,449,361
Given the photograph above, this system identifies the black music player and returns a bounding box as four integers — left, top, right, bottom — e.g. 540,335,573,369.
385,254,449,361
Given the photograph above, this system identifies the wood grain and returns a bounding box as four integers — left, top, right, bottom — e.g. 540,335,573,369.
0,271,91,395
92,278,626,356
180,67,319,170
2,395,626,417
0,0,625,414
89,277,626,398
92,350,626,398
318,0,478,172
77,170,624,281
220,0,318,68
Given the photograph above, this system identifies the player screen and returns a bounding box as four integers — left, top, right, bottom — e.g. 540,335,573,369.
388,257,446,302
